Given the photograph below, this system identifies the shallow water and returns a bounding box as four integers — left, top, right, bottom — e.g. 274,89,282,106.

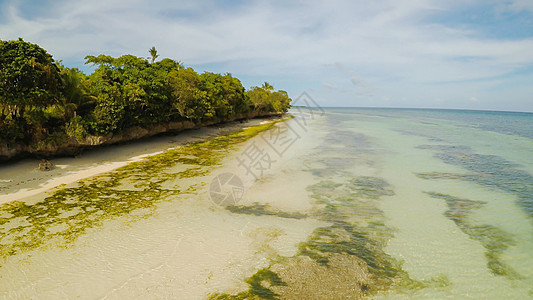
1,109,532,299
325,108,533,299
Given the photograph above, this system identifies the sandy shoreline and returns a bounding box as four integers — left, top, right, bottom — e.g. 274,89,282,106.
0,117,280,205
0,113,329,299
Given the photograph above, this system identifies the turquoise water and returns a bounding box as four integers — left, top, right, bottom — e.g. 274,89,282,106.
1,108,532,299
320,108,533,298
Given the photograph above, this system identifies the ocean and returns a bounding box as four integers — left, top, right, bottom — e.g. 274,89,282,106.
0,108,532,299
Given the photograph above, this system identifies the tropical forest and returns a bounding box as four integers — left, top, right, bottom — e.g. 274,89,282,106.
0,38,291,159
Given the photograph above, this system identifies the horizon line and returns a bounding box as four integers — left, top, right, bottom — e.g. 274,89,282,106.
291,106,533,114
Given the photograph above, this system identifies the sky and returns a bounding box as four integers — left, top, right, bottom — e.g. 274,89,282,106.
1,0,533,112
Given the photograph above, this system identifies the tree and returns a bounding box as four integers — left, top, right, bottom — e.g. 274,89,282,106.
262,82,274,91
247,86,270,112
85,54,179,132
0,38,291,149
246,83,291,113
221,73,249,116
57,66,94,120
168,68,213,122
149,46,159,64
0,38,63,118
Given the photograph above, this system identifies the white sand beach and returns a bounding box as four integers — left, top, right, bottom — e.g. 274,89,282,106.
0,115,332,299
0,118,276,205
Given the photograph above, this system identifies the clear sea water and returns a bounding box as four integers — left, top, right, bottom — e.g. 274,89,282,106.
1,108,532,299
320,108,533,298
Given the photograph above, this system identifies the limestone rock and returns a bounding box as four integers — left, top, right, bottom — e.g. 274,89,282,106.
39,159,53,171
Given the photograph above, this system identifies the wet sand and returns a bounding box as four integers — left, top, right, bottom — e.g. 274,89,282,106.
0,115,333,299
0,118,279,204
8,109,526,299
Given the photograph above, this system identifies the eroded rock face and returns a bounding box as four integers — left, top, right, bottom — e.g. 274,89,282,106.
39,159,53,171
0,112,283,161
0,143,23,159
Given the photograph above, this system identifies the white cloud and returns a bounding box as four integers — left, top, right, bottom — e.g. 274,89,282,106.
322,82,345,92
1,0,532,111
506,0,533,13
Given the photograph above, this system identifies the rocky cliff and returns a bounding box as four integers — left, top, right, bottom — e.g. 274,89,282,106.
0,112,284,161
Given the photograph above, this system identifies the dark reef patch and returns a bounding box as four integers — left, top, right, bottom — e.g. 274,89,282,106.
225,204,307,219
297,178,448,294
417,144,533,219
426,192,521,279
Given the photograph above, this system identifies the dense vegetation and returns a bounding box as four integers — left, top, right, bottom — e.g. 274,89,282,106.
0,38,291,149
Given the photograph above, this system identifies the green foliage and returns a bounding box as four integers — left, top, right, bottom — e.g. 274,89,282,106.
85,53,176,132
0,38,63,116
58,66,93,117
198,72,249,120
66,116,89,142
168,67,213,122
0,118,25,143
246,83,291,113
149,46,159,64
89,84,126,134
0,39,291,151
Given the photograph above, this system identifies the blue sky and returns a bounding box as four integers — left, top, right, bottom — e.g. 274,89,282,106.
1,0,533,112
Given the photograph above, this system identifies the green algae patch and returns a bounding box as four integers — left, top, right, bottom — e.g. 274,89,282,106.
417,172,473,180
213,176,449,299
225,204,307,219
269,254,371,299
426,192,521,279
0,117,289,263
209,127,451,298
299,178,449,295
208,268,286,300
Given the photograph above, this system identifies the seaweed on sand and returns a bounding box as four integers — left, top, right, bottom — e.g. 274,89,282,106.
208,269,286,300
216,176,449,299
225,204,307,219
0,118,289,262
297,178,449,294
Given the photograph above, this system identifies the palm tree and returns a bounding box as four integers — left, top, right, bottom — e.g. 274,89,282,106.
262,82,274,91
58,67,94,120
149,46,159,64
